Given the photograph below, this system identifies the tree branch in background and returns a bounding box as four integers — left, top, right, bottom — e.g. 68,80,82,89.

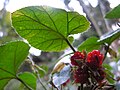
77,0,102,36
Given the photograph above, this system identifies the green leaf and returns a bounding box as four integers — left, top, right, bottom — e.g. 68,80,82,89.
78,36,100,52
18,72,37,90
105,4,120,19
104,64,115,84
0,79,11,90
98,29,120,45
12,6,90,52
105,69,115,84
0,41,30,89
106,75,115,84
103,64,113,70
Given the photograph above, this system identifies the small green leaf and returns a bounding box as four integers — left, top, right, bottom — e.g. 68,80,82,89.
105,69,115,84
106,75,115,84
12,6,90,52
103,64,113,70
0,41,30,89
105,4,120,19
98,29,120,45
18,72,37,90
78,36,100,52
103,64,115,84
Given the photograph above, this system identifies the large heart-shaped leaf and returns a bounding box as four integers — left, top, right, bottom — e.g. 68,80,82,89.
12,6,90,52
0,41,30,89
105,4,120,19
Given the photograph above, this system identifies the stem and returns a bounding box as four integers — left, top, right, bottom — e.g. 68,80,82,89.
78,84,83,90
65,39,76,52
92,85,98,90
81,84,83,90
36,72,47,90
28,56,47,90
78,86,80,90
16,77,32,90
103,44,110,61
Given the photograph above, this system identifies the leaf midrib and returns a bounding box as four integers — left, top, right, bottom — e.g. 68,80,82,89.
14,10,66,40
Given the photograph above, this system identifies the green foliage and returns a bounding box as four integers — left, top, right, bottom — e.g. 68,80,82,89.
0,41,30,89
12,6,90,52
18,72,37,90
0,79,10,90
103,64,113,71
78,36,100,52
105,4,120,19
105,69,115,84
103,64,115,84
98,29,120,45
1,3,119,90
78,29,120,53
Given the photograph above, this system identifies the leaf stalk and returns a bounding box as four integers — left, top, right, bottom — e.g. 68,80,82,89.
65,39,76,53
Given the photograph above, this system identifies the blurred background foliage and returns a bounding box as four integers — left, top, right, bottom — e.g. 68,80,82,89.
0,0,120,90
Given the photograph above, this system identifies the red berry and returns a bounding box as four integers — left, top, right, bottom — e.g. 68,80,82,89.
71,51,85,66
87,50,104,70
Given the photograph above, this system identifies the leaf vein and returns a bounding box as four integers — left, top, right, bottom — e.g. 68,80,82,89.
0,68,15,76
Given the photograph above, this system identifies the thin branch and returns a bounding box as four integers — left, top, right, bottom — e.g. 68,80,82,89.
28,56,47,90
36,70,47,90
78,0,102,36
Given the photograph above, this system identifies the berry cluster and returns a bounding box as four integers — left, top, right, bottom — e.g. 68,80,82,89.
70,50,106,84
